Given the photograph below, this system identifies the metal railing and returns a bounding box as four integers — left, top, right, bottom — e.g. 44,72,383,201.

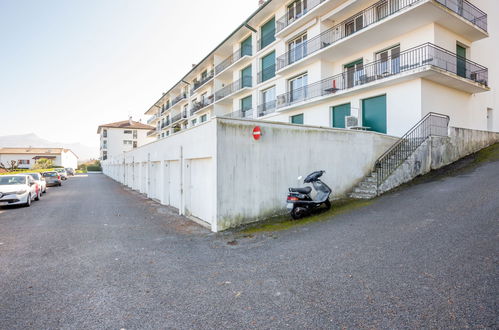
257,100,277,117
190,95,214,115
275,43,488,109
276,0,326,33
257,64,276,83
374,112,450,193
146,129,156,136
258,31,276,51
191,70,214,93
171,93,187,107
276,0,486,71
215,76,252,101
147,114,159,124
225,108,254,119
435,0,487,31
215,45,253,74
160,118,170,129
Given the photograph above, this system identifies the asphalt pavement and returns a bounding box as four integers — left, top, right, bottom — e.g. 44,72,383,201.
0,154,498,329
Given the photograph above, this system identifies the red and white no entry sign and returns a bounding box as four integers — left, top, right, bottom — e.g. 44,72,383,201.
252,126,262,140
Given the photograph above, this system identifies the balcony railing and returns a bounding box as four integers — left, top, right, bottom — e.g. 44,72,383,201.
190,95,214,115
275,43,488,109
225,108,254,119
276,0,487,71
435,0,487,31
276,0,326,33
191,70,214,93
147,114,159,124
171,93,187,107
257,64,276,83
257,100,277,117
147,129,157,136
171,110,189,124
215,45,253,74
215,76,252,101
160,119,170,129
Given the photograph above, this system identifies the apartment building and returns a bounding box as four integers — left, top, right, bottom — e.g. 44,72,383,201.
97,118,155,160
0,148,78,170
145,0,496,138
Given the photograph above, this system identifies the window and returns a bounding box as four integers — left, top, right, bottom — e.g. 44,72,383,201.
376,0,389,19
123,140,133,145
103,129,107,138
287,0,308,24
261,86,276,109
375,45,400,76
133,141,137,148
260,51,275,82
288,73,308,103
102,151,107,160
241,65,252,88
291,113,304,124
191,119,197,126
260,17,275,50
288,34,307,64
345,14,363,36
241,35,252,57
133,130,137,139
344,59,363,88
18,160,30,165
240,95,252,117
124,130,132,134
166,131,170,136
201,114,208,123
102,140,107,149
201,70,208,79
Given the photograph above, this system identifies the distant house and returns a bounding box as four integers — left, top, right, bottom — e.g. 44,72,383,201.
97,117,155,160
0,147,79,170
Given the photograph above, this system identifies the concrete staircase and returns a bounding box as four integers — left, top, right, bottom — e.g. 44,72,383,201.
349,173,378,199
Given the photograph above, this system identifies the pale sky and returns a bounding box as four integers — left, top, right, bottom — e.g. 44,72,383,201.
0,0,258,148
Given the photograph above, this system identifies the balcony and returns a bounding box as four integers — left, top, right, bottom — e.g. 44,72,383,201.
190,95,214,115
147,114,159,124
224,108,254,119
147,129,157,137
171,93,187,107
276,0,487,74
160,119,171,129
276,0,326,34
215,76,252,102
171,110,189,124
257,64,276,84
257,100,277,117
215,45,253,76
191,70,214,94
276,43,488,110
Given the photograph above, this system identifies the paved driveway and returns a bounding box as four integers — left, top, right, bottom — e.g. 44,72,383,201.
0,154,498,329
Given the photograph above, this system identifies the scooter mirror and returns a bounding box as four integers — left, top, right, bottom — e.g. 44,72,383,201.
297,176,302,181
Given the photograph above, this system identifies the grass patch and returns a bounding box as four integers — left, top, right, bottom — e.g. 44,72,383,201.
474,142,499,163
238,198,373,234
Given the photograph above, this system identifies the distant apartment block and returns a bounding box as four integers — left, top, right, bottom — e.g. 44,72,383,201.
144,0,496,137
97,118,155,160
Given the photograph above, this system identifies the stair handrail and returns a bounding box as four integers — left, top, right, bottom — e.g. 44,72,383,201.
374,112,450,193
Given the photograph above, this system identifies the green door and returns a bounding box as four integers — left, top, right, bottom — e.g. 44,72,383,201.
331,103,351,128
291,113,304,124
456,44,466,78
241,65,252,88
261,17,276,49
241,36,252,57
261,51,276,82
241,95,252,117
362,95,387,133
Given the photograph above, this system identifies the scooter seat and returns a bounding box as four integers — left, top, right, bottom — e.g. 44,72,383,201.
289,187,312,194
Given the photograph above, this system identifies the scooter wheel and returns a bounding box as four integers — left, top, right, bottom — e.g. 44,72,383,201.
324,200,331,210
290,207,307,220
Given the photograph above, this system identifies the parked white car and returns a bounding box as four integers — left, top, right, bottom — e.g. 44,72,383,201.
0,175,38,207
25,172,47,193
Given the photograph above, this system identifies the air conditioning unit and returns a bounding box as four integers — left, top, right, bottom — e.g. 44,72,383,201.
345,116,358,129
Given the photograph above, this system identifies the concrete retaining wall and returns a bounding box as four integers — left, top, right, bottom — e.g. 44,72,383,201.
380,127,499,193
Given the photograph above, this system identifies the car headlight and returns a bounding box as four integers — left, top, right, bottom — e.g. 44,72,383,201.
14,190,27,195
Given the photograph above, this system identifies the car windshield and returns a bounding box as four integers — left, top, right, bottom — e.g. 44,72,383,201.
26,173,40,180
43,172,58,177
0,176,26,185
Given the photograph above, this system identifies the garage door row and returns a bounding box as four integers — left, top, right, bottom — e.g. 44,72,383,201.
123,158,214,226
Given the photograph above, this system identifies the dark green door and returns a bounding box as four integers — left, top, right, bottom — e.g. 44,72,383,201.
260,17,275,49
241,95,252,117
456,44,466,78
331,103,351,128
261,51,275,82
291,113,304,124
241,65,252,88
241,36,252,57
362,95,387,133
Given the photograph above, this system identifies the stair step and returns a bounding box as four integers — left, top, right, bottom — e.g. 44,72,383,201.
349,191,376,199
359,181,377,190
353,186,376,194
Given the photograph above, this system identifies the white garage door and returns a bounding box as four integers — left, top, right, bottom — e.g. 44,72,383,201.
169,160,181,210
149,162,161,200
186,158,213,224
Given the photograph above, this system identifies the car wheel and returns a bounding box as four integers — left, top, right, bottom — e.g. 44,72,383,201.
25,194,31,207
35,192,40,201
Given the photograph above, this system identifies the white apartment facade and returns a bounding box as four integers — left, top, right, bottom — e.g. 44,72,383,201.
97,119,155,160
0,148,79,170
145,0,496,138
